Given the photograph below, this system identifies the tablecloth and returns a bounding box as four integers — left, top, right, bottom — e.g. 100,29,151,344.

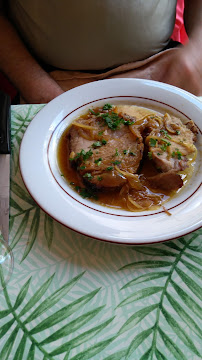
0,104,201,360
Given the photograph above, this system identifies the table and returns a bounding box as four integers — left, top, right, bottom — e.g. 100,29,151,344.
0,104,201,360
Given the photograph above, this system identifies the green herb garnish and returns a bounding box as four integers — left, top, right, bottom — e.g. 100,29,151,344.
92,141,102,148
112,160,121,165
101,139,107,145
160,139,171,152
83,173,93,180
123,119,134,126
176,150,182,159
74,149,93,161
106,166,113,171
103,103,113,110
160,129,171,139
161,139,171,146
172,149,182,159
100,112,123,130
75,186,98,200
94,158,102,166
148,152,153,160
150,138,158,147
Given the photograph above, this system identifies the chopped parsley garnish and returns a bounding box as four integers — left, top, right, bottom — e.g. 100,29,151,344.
92,141,102,148
148,152,153,160
177,150,182,159
74,149,93,162
99,112,133,130
106,166,113,171
94,158,102,166
92,140,107,148
101,139,107,145
103,103,113,110
98,130,104,136
161,139,171,146
60,174,64,177
150,138,158,147
176,130,180,135
115,148,119,156
83,149,93,161
123,149,127,155
89,108,96,115
129,151,136,156
100,112,123,130
123,119,134,126
160,129,171,139
160,144,169,152
75,186,98,200
83,173,93,180
89,109,100,116
160,139,171,152
89,104,134,130
172,149,182,159
79,165,86,170
112,160,121,165
97,176,103,181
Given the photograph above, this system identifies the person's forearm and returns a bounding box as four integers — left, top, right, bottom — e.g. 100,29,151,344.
0,14,63,103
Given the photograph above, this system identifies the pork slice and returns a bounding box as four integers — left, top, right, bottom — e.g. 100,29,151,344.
151,149,188,172
147,113,197,173
185,120,198,142
147,170,183,191
69,123,144,188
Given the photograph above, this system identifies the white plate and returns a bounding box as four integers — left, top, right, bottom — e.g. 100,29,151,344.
19,79,202,244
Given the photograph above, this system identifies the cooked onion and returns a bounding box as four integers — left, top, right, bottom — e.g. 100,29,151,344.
164,113,177,133
72,122,97,130
127,195,144,209
115,166,144,190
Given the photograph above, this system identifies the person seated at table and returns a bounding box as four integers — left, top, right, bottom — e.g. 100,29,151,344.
0,0,201,104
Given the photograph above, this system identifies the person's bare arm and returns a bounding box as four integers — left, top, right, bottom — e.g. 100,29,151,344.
0,1,64,103
160,0,202,95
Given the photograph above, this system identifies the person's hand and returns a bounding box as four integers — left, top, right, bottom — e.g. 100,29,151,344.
161,43,202,96
111,45,202,96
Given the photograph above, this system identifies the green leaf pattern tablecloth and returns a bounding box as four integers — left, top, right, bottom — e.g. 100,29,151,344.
0,105,201,360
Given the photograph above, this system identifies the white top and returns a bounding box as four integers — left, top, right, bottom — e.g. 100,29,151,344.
9,0,177,70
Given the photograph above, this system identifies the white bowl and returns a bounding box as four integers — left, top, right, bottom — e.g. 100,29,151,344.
20,79,202,244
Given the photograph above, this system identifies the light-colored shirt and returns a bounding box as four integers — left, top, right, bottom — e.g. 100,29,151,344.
8,0,177,70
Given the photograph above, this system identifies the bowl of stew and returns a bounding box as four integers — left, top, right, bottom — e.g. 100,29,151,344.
20,79,202,244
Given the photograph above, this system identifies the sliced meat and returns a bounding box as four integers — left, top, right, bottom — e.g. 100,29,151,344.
69,113,144,188
146,113,197,173
147,170,183,191
185,120,198,142
151,149,188,172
